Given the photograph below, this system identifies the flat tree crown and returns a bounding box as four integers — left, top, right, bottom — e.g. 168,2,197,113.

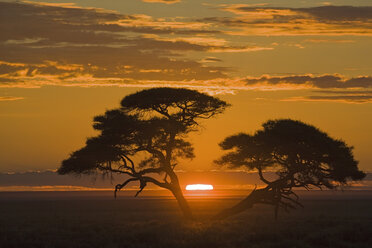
59,87,229,175
120,87,229,127
217,119,365,189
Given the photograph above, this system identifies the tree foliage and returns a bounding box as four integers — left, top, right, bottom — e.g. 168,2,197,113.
58,87,229,219
215,119,366,219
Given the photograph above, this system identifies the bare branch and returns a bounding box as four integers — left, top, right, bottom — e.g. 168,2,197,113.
122,154,135,170
135,179,147,197
137,167,165,176
141,176,171,189
114,178,139,198
97,165,135,177
258,167,271,184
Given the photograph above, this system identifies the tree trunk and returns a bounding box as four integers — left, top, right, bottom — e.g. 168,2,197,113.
165,168,193,219
171,184,193,220
213,188,271,220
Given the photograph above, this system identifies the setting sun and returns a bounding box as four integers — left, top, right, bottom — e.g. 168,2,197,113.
185,184,214,191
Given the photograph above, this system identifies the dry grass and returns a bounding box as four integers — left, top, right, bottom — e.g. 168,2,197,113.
0,191,371,248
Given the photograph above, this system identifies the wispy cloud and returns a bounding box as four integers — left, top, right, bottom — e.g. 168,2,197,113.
283,95,372,104
2,65,372,99
0,96,24,102
142,0,180,4
201,5,372,36
1,170,371,191
283,90,372,104
0,1,278,87
304,39,355,43
201,57,222,63
209,46,273,53
245,74,372,89
307,95,372,103
0,2,215,44
0,186,113,191
1,2,370,94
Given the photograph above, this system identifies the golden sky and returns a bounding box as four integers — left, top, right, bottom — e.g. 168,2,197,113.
0,0,371,174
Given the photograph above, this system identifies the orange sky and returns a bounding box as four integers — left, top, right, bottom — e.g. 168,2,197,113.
0,0,371,176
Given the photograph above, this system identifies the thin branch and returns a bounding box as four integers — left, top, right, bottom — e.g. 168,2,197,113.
122,154,135,170
97,165,135,177
141,176,171,189
258,167,271,184
134,179,147,197
137,167,165,176
140,147,166,163
114,178,139,198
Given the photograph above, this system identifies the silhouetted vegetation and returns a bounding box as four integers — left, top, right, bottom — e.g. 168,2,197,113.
0,192,371,248
215,119,366,219
58,87,229,219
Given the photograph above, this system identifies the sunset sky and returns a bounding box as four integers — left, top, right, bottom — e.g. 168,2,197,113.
0,0,371,181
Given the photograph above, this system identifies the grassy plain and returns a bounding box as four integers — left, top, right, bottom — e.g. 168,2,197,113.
0,191,371,248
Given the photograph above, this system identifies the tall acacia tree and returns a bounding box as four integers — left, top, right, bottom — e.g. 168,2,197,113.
215,119,366,219
58,87,229,219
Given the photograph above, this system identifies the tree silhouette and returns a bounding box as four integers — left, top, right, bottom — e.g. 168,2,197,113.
215,119,366,219
58,87,229,219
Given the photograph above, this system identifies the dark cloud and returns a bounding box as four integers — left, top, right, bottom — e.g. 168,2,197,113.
307,95,372,103
201,5,372,36
0,1,224,50
0,1,215,44
297,6,372,21
0,1,236,86
307,89,372,103
0,1,278,87
0,44,228,82
313,90,372,94
283,89,372,103
0,170,264,189
1,170,371,190
231,6,372,22
0,171,128,188
0,2,122,44
245,75,372,89
202,57,223,62
142,0,180,4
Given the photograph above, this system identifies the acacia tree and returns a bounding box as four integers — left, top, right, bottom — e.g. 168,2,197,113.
58,87,229,219
215,119,366,219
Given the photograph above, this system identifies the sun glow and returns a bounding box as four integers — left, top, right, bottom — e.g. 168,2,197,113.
185,184,214,191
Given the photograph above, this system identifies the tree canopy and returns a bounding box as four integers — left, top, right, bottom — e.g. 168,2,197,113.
215,119,366,219
58,87,229,219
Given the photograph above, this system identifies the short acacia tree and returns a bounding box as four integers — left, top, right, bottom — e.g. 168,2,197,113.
58,87,229,219
215,119,366,219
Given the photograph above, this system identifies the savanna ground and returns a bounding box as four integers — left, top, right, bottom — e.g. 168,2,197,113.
0,190,371,248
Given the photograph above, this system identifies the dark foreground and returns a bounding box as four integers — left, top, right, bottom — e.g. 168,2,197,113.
0,191,371,248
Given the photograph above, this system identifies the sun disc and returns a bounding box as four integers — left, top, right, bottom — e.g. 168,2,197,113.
185,184,214,191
